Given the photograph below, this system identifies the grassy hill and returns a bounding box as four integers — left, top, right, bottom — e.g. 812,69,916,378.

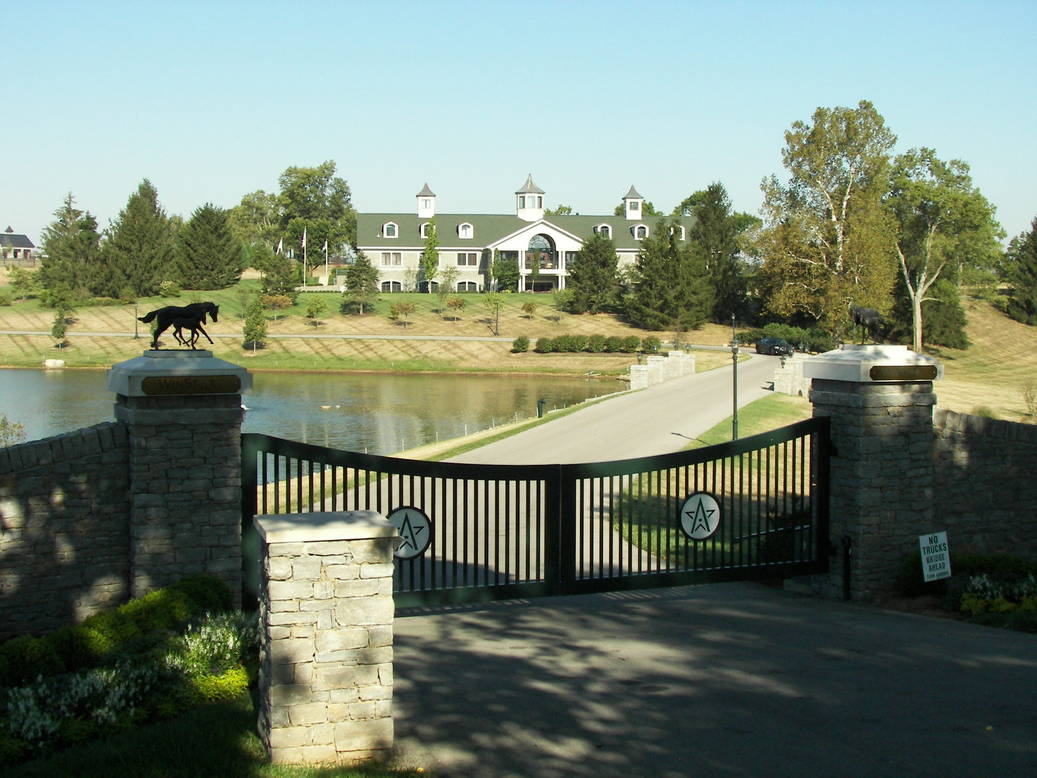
0,271,1032,422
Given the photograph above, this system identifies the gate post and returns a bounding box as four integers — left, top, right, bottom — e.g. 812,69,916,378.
254,511,397,765
108,350,251,605
803,345,942,601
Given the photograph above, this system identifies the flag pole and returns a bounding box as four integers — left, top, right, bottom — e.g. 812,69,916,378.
302,228,308,289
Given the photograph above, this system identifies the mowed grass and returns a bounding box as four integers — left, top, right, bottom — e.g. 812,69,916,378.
927,296,1037,422
0,276,736,375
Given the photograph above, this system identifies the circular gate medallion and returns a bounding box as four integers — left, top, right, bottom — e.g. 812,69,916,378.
679,492,721,541
386,506,432,559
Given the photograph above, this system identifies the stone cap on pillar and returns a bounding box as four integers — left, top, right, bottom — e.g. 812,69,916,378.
803,344,942,383
107,350,253,397
255,511,397,544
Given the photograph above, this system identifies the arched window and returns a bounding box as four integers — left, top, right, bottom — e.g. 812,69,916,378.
595,224,611,238
458,281,479,292
458,222,474,239
633,224,648,240
419,222,434,238
380,281,402,292
382,222,398,238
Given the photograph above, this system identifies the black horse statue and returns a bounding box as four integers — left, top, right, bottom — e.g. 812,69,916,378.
138,302,219,350
850,306,882,344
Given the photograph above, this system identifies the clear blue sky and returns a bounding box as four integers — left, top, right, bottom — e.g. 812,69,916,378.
4,0,1035,245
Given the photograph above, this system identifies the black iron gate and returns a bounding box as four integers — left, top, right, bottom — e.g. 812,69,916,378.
242,417,830,606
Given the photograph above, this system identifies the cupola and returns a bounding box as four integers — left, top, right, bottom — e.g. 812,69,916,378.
622,185,644,220
416,183,436,218
515,174,545,222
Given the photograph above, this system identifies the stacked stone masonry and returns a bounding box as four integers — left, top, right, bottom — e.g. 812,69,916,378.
932,408,1037,555
117,394,244,604
0,423,131,639
256,512,396,765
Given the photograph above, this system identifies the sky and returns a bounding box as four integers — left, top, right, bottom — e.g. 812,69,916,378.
4,0,1035,246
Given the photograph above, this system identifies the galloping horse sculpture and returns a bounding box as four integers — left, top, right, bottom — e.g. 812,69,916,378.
138,302,219,350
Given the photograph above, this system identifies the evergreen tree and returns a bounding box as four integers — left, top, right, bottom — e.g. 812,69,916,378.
261,247,299,303
564,231,619,314
625,220,712,331
342,253,380,314
177,203,243,289
682,182,756,322
1004,217,1037,325
242,296,267,348
101,180,176,297
38,193,103,299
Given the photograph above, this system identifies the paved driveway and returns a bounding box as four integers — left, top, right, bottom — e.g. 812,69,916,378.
392,582,1037,777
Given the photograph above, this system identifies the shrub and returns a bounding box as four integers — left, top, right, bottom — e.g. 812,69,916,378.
0,574,231,687
534,336,556,353
158,280,181,297
0,292,11,306
512,336,529,353
622,335,642,352
642,336,661,354
586,334,606,353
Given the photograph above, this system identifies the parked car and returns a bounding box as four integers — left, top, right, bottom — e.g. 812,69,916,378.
755,337,794,356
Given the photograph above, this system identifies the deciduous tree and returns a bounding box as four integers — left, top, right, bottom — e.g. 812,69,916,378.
278,161,356,269
342,253,380,314
758,100,898,332
420,220,439,292
887,148,1002,350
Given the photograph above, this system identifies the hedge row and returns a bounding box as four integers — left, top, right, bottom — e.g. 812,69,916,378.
529,334,662,354
740,323,838,353
0,574,232,688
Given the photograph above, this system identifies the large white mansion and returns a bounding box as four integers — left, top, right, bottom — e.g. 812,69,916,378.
356,175,694,292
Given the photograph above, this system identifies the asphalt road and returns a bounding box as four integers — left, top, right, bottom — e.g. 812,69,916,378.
450,354,782,464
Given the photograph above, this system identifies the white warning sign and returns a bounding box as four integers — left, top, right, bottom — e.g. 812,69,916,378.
919,531,951,582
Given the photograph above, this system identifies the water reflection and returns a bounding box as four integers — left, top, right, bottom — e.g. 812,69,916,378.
1,369,619,454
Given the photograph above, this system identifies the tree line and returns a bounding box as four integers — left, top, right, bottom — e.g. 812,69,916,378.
29,113,1037,350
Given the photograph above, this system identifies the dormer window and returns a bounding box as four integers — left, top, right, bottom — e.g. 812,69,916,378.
670,225,687,240
419,222,434,239
458,222,474,239
633,225,648,240
382,222,398,238
595,224,612,238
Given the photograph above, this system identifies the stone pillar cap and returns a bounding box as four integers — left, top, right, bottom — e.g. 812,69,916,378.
255,511,397,543
803,344,942,383
108,350,252,396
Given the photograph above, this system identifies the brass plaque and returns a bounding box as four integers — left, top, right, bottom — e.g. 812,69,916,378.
141,375,241,395
869,365,937,381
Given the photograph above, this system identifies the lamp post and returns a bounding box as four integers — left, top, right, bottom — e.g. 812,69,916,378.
731,314,739,440
133,303,139,340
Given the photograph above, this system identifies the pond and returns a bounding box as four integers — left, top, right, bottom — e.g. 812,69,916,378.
0,368,621,454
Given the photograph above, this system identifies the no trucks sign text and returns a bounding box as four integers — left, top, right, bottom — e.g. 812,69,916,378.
919,531,952,582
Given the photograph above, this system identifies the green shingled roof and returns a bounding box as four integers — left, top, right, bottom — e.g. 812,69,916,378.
357,212,696,252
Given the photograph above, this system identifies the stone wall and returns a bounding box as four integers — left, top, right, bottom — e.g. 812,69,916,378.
932,409,1037,556
0,423,131,638
628,351,695,390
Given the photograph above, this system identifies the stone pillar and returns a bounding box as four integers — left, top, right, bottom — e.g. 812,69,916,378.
803,345,942,601
255,511,397,766
108,350,252,603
